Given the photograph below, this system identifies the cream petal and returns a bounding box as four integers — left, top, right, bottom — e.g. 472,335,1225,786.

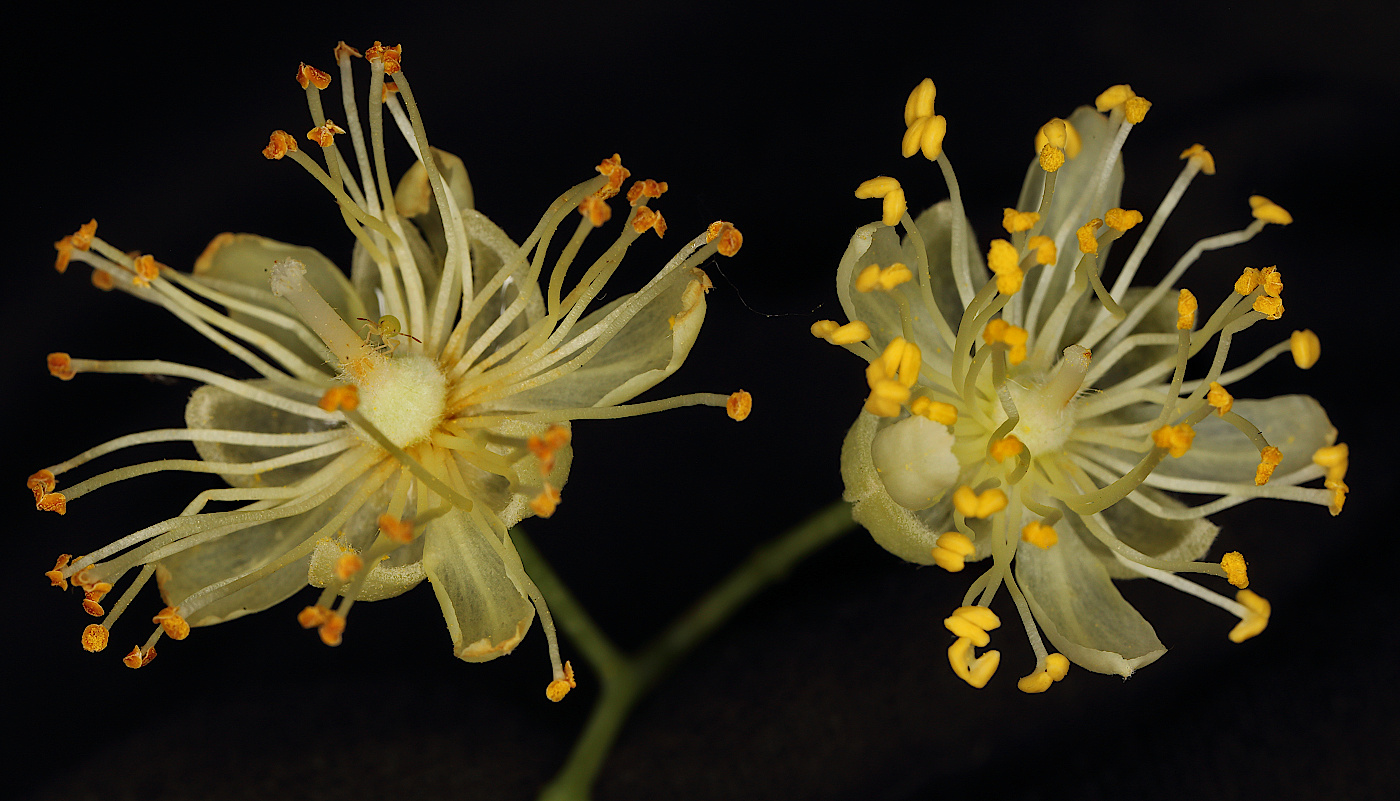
500,266,709,411
1068,287,1177,385
841,411,944,565
350,216,441,317
393,146,475,256
185,381,345,488
194,232,367,368
422,508,536,662
457,209,550,355
1155,395,1336,482
1088,485,1220,579
1016,525,1166,676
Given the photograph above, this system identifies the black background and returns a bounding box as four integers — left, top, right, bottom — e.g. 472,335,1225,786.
10,2,1397,799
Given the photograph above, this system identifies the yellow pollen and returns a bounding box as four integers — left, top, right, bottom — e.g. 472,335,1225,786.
1018,653,1071,693
1228,590,1271,643
953,486,1008,519
153,607,190,641
318,384,360,412
988,239,1020,273
1179,143,1216,175
1206,382,1234,415
1255,446,1283,486
530,483,562,518
814,320,871,345
298,605,331,629
1105,208,1143,232
1326,479,1348,516
983,319,1029,364
1249,195,1293,225
1077,219,1103,254
1260,266,1283,297
334,552,364,581
996,267,1024,296
1020,521,1058,549
1235,267,1262,295
1039,143,1065,173
578,196,611,227
910,396,958,425
1221,551,1249,589
1177,288,1198,330
1152,423,1195,458
132,254,159,287
378,514,415,544
1290,330,1321,369
546,660,578,702
1094,84,1136,112
1027,235,1056,265
81,623,109,653
1252,295,1283,320
1037,118,1067,149
931,531,975,572
1124,95,1152,124
904,78,936,127
726,390,753,421
989,435,1023,463
295,62,332,90
1001,209,1040,234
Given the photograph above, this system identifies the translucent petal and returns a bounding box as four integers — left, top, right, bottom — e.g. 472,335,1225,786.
1016,525,1166,676
393,146,475,256
1087,485,1220,579
185,381,344,488
841,411,943,565
422,508,535,662
1155,395,1336,482
350,215,441,317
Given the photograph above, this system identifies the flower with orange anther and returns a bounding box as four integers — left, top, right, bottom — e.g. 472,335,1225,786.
826,79,1345,691
33,42,749,699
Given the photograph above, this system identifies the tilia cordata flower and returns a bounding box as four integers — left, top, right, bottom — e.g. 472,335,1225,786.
815,80,1347,692
34,42,749,700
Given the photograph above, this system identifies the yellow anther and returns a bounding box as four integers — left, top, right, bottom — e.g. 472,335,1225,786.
1104,208,1143,233
306,119,347,147
297,605,331,629
1235,267,1262,295
1020,521,1058,549
1027,235,1056,265
1094,84,1136,112
896,341,922,388
904,78,936,127
1124,95,1152,124
1206,381,1234,415
882,188,907,227
578,196,611,227
1228,590,1271,643
1076,219,1103,254
1018,653,1071,693
334,552,364,581
81,623,109,653
377,514,415,544
814,320,871,345
935,531,976,560
810,320,839,339
982,319,1029,364
132,254,160,287
1290,329,1320,369
546,660,577,702
855,264,882,292
996,267,1024,296
1151,423,1195,458
948,636,1001,689
1255,446,1283,486
854,176,901,199
989,435,1023,463
1312,443,1349,470
1179,143,1216,175
726,390,752,421
1177,288,1198,330
1327,478,1348,516
318,384,360,412
879,263,913,290
876,338,907,381
153,607,190,641
1249,195,1293,225
910,396,958,425
1252,294,1283,320
987,239,1019,274
1260,266,1283,297
1038,143,1065,173
866,379,911,413
1221,551,1249,589
952,605,1001,632
262,129,299,160
903,113,949,161
1037,118,1067,150
944,614,992,647
1001,209,1040,234
952,486,1008,519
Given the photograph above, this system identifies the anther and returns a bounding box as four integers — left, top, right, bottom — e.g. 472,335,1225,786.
727,390,753,421
1017,653,1070,694
1179,144,1216,175
989,436,1023,463
854,177,907,226
153,607,190,641
45,553,71,590
626,178,669,205
81,623,109,653
334,553,364,581
297,605,331,629
530,483,562,518
953,486,1008,519
1249,195,1292,225
1260,266,1283,297
546,660,577,702
1020,521,1058,549
982,319,1029,364
47,352,75,381
92,269,115,291
1124,96,1151,124
82,599,104,617
364,41,402,75
318,612,346,646
318,384,360,412
1038,143,1065,173
1235,267,1262,295
333,41,361,60
1151,423,1195,458
1077,219,1103,254
1290,329,1320,369
931,531,975,572
306,120,347,147
131,254,159,287
812,320,871,345
1094,84,1136,112
1206,382,1233,415
910,396,958,425
903,114,948,161
630,207,666,238
945,606,1002,688
262,130,299,160
578,196,611,227
528,425,571,475
1027,235,1056,265
1177,288,1198,330
988,239,1020,273
37,492,68,515
1104,208,1143,232
904,78,936,126
123,645,156,669
1255,446,1282,486
1252,295,1283,320
69,219,97,251
378,514,414,544
1221,551,1249,589
295,63,332,90
705,221,743,256
593,153,630,199
1034,117,1081,159
1228,590,1270,643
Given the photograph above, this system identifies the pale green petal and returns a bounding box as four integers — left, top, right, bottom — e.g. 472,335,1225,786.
422,508,536,662
500,266,709,411
1089,485,1220,579
1016,526,1166,676
185,381,344,488
393,146,475,256
350,216,441,317
1069,287,1178,385
841,411,947,565
1155,395,1336,482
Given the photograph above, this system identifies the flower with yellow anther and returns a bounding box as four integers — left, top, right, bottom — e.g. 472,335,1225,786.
1228,590,1271,642
34,42,749,698
855,176,908,227
1249,195,1293,225
945,606,1001,688
1291,329,1320,369
830,79,1344,689
902,78,947,161
1220,551,1249,589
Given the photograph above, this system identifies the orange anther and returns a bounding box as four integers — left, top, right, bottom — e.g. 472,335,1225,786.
122,645,145,669
71,219,97,251
989,436,1023,463
84,582,113,603
530,483,562,518
334,552,364,581
1255,446,1283,486
527,425,571,475
131,254,159,287
365,41,402,74
295,63,332,90
727,390,753,421
578,196,612,227
333,41,362,61
153,607,190,641
306,119,347,148
1152,423,1196,458
91,269,115,291
377,514,414,544
626,178,669,204
630,207,666,238
262,130,299,160
381,81,399,103
45,554,71,590
37,492,68,515
318,612,347,646
82,598,105,617
54,236,73,273
297,605,331,629
318,384,359,412
705,221,743,257
28,470,56,498
546,660,577,702
81,623,109,653
593,153,630,199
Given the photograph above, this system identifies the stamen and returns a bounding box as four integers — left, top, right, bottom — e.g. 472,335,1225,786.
1220,552,1249,589
1290,329,1320,368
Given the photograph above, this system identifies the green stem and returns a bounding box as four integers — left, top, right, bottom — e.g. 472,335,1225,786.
517,499,856,801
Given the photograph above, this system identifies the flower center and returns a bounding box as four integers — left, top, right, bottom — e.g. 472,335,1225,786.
355,354,447,448
1002,345,1091,458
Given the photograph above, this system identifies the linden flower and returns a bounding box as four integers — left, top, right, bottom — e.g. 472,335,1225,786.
817,80,1347,692
35,42,748,699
